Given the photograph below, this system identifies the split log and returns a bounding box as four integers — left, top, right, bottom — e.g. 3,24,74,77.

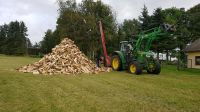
18,38,112,75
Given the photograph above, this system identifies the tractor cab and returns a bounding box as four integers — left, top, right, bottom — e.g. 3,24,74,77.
120,41,135,67
120,41,133,53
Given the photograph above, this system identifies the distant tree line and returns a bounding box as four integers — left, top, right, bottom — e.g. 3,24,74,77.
1,0,199,63
39,0,200,63
0,21,31,55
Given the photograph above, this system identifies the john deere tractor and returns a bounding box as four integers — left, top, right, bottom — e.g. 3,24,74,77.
111,24,175,74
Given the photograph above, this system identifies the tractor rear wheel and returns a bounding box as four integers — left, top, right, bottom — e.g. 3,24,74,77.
128,61,142,75
111,55,122,71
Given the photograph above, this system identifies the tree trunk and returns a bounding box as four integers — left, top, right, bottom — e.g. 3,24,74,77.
177,51,180,71
170,54,172,62
157,50,159,60
166,50,169,63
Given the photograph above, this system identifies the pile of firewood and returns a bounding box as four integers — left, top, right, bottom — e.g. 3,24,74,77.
18,38,112,75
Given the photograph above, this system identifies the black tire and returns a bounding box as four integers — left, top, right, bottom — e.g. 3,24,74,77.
128,61,142,75
111,55,122,71
153,61,161,74
147,70,153,74
147,62,155,74
147,61,161,74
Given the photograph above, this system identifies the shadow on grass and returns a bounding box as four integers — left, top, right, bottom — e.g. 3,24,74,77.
114,70,161,76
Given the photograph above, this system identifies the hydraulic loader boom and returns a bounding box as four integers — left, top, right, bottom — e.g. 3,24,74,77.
134,24,175,52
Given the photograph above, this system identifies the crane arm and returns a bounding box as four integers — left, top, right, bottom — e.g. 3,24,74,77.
99,21,111,67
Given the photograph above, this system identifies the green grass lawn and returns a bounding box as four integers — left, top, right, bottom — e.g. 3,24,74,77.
0,55,200,112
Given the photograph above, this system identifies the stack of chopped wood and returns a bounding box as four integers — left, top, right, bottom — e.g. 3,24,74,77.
18,38,112,75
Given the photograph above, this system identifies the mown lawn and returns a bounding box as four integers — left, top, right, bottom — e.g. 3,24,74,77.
0,55,200,112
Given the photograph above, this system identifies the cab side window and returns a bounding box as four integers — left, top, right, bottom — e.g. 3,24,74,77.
120,44,127,52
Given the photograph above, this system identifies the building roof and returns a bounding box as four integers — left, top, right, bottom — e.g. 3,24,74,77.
185,38,200,52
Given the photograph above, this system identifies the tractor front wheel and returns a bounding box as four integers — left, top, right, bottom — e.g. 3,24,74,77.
128,62,142,75
153,61,161,74
111,55,122,71
147,61,161,75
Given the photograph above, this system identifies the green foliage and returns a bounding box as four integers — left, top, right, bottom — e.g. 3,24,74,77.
163,7,182,24
163,8,191,63
26,38,32,48
162,7,190,45
0,24,8,53
187,3,200,41
139,5,151,30
120,19,141,41
0,21,29,55
40,29,55,54
151,8,165,27
52,0,117,57
150,7,192,62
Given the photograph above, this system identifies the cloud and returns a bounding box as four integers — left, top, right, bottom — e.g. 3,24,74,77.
0,0,58,43
101,0,200,22
0,0,199,43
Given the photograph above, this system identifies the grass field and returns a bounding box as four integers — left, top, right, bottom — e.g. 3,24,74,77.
0,55,200,112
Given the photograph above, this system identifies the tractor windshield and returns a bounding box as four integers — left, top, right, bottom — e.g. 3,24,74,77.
120,41,133,52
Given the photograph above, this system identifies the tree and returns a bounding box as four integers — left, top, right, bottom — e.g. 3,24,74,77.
151,8,165,27
80,0,118,54
139,5,151,30
150,8,175,60
148,8,191,62
121,19,141,41
159,7,192,68
0,24,8,53
19,21,28,54
40,29,54,54
26,38,32,48
33,42,41,48
0,21,29,55
162,8,191,50
117,25,125,48
3,21,28,55
187,3,200,41
54,0,117,58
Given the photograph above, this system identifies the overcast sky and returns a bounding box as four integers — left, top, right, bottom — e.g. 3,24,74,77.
0,0,199,43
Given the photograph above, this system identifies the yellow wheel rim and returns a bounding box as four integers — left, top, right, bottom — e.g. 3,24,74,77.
130,64,136,73
112,58,119,70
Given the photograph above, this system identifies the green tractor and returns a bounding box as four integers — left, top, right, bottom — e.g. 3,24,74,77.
111,24,175,74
